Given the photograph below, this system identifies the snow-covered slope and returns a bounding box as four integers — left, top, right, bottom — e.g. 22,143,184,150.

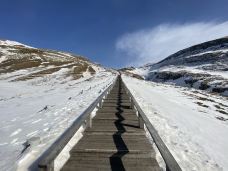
128,37,228,96
0,40,117,170
0,39,106,81
0,40,33,48
122,75,228,171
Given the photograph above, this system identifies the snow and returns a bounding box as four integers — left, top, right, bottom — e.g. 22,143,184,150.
128,67,149,78
122,75,228,171
185,49,228,59
0,56,7,63
0,67,116,170
0,40,33,48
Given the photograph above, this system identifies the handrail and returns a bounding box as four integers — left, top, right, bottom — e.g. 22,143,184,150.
121,77,182,171
38,76,118,171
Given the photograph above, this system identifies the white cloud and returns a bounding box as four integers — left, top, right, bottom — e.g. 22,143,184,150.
116,21,228,66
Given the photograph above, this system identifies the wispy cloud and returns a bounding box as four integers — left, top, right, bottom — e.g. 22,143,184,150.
116,21,228,66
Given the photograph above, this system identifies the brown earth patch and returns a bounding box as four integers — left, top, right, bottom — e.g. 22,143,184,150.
0,58,42,74
216,110,228,115
196,101,209,108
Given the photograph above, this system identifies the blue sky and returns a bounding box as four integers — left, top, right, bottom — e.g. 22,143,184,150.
1,0,228,68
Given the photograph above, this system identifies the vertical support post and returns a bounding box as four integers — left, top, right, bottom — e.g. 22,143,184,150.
98,94,106,109
104,91,109,100
86,113,92,128
138,113,144,129
98,100,102,108
39,161,54,171
133,104,137,112
130,97,134,109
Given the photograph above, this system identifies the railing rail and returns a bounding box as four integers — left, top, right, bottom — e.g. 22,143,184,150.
121,77,182,171
38,76,117,171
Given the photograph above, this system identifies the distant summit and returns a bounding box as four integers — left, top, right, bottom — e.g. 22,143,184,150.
0,39,32,48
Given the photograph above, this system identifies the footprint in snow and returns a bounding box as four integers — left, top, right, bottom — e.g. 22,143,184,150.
21,137,41,154
38,105,48,113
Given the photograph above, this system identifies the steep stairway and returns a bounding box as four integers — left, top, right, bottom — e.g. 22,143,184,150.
61,76,160,171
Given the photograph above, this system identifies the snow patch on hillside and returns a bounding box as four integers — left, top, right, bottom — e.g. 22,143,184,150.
0,40,33,48
122,75,228,171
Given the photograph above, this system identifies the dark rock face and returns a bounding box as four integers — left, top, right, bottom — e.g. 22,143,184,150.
184,78,198,87
212,87,228,93
155,72,183,81
199,82,210,90
147,71,228,96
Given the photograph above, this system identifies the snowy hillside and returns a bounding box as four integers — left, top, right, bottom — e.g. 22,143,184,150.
0,40,117,170
122,75,228,171
0,39,107,80
128,37,228,96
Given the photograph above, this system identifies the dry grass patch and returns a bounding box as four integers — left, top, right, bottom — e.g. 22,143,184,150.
41,60,73,66
14,67,61,81
71,63,88,79
13,63,76,81
66,62,95,80
88,66,96,75
0,58,42,74
8,47,44,55
215,116,228,121
196,101,209,108
216,110,228,115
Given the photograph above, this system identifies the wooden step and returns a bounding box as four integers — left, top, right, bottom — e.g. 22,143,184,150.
102,103,131,108
87,121,141,133
70,134,155,156
94,113,138,121
104,99,130,102
98,108,135,113
62,157,160,171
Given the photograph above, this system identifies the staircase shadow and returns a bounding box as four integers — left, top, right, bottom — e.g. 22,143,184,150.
109,79,130,171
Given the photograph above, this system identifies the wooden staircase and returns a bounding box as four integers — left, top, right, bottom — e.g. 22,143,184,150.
61,76,160,171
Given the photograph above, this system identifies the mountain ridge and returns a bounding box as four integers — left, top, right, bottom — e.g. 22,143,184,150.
0,39,111,82
125,37,228,96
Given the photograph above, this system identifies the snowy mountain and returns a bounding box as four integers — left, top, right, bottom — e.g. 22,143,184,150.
128,37,228,96
0,40,117,170
0,39,111,81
